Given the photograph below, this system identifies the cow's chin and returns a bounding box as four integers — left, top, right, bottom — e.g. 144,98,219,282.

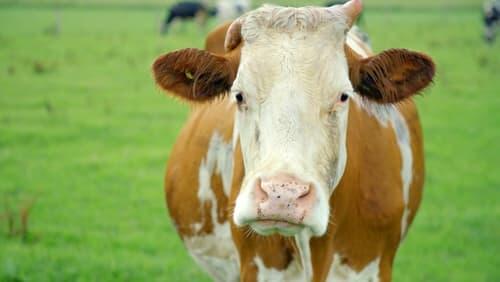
249,220,304,236
234,205,329,237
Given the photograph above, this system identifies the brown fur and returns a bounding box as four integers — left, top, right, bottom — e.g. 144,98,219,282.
152,48,239,102
346,46,436,104
205,22,233,55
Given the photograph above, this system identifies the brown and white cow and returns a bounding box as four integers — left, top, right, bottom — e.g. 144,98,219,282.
153,1,435,281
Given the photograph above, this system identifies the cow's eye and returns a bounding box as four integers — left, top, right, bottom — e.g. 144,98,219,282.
340,92,349,103
235,92,244,104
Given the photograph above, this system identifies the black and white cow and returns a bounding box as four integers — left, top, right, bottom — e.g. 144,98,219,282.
484,0,500,43
160,1,216,35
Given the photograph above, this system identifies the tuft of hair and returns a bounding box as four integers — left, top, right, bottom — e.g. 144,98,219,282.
240,5,349,42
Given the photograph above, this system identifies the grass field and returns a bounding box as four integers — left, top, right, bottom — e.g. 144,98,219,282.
0,1,499,281
0,0,484,8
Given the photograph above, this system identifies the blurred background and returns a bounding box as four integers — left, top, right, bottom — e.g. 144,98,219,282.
0,0,499,281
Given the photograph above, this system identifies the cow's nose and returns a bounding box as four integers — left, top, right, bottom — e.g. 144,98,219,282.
254,174,314,224
258,175,310,202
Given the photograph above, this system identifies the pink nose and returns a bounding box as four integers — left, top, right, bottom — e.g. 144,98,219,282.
254,174,314,224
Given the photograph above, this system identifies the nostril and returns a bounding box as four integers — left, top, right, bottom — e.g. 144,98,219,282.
298,185,311,199
255,178,269,202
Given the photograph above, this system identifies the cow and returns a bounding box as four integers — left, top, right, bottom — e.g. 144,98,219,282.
216,0,251,22
484,0,500,43
153,0,435,281
160,1,217,35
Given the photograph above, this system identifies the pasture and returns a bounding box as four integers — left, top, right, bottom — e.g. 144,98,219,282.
0,0,499,281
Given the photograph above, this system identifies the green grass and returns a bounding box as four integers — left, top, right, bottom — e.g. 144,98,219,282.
0,2,499,282
0,0,484,8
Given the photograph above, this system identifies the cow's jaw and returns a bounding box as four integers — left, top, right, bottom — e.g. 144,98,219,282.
231,6,352,237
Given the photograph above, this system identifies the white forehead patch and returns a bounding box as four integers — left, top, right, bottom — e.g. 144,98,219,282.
239,5,350,43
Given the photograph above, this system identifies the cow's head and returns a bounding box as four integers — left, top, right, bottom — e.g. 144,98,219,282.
153,0,435,237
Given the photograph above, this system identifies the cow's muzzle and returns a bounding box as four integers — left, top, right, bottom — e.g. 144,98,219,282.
249,174,316,235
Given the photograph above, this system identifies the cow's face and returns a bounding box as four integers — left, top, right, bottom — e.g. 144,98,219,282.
152,0,435,237
229,7,355,237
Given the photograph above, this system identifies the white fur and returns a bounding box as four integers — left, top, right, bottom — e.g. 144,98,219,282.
295,229,313,281
185,131,239,282
254,256,305,282
198,131,234,198
390,110,413,239
346,31,370,56
327,254,381,282
184,227,239,282
331,99,349,190
232,5,353,236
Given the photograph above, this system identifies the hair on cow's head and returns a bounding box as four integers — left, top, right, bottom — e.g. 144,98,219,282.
152,48,239,102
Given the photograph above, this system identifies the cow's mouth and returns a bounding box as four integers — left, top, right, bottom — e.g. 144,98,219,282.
249,219,304,236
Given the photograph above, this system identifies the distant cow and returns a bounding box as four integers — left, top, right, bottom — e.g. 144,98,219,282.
216,0,251,22
153,0,435,280
160,1,216,35
484,0,500,43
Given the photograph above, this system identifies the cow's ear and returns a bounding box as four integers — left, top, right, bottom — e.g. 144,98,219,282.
348,48,435,103
152,48,237,102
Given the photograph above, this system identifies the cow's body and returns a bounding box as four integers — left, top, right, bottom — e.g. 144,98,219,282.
164,23,424,281
484,0,500,43
160,1,215,35
156,2,435,281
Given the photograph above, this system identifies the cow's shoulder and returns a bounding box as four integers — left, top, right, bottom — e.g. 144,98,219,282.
165,99,239,281
341,99,419,229
165,99,236,235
